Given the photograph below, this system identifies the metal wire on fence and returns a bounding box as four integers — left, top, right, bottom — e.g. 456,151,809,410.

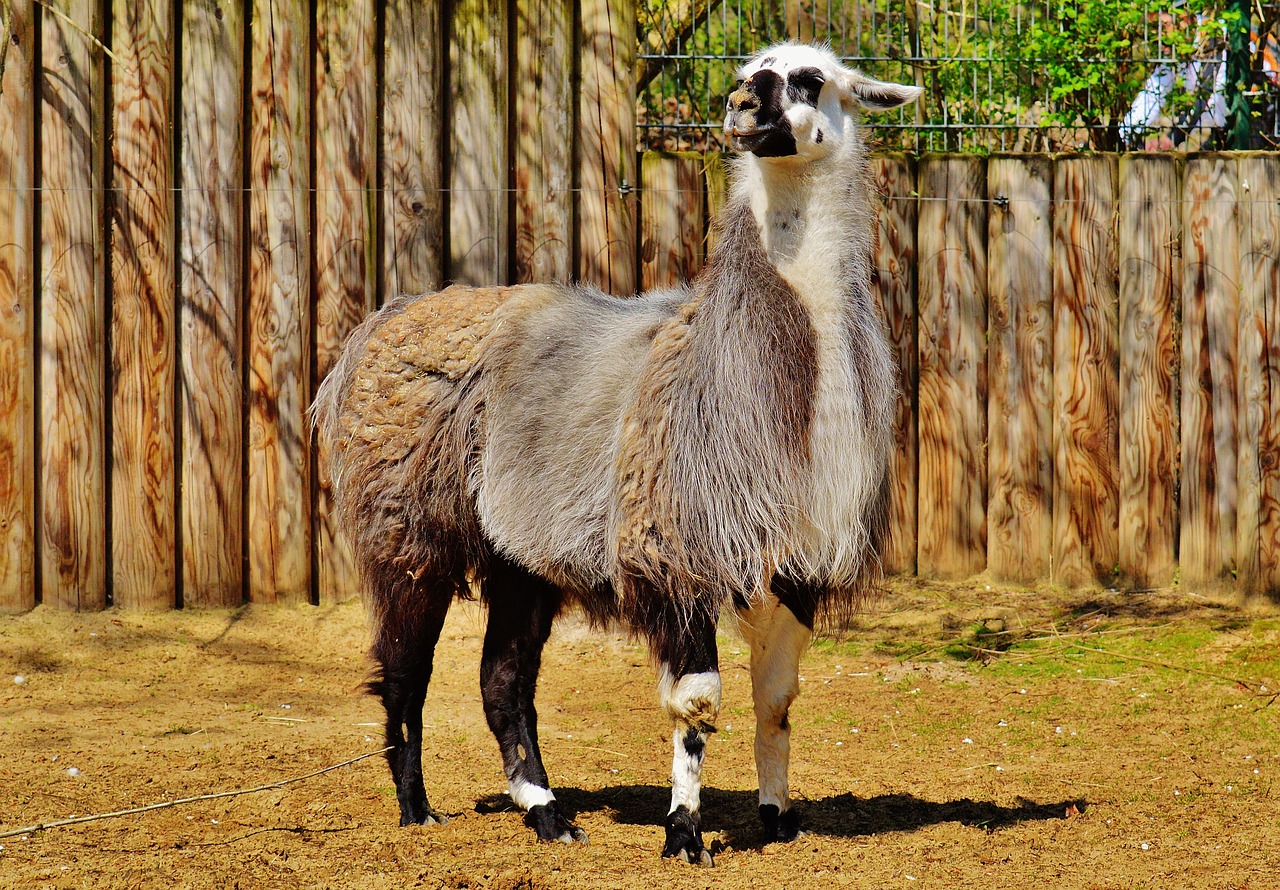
637,0,1280,153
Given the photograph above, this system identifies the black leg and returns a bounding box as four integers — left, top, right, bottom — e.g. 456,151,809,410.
368,575,454,827
646,597,720,866
480,555,586,844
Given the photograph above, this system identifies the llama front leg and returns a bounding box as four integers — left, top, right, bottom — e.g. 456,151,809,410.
479,556,586,844
737,582,814,843
652,604,721,866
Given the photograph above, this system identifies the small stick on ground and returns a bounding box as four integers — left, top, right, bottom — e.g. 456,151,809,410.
0,747,392,839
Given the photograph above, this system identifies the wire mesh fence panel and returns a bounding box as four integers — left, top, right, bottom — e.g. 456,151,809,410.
637,0,1280,153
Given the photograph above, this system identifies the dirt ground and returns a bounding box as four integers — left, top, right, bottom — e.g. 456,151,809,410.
2,579,1277,889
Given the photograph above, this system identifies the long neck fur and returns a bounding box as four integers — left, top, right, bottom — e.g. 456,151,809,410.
613,126,894,620
730,136,875,326
693,130,893,593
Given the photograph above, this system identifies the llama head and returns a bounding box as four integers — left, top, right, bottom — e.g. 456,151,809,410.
724,43,921,159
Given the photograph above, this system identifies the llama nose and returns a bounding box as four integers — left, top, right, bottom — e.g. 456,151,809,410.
727,86,759,114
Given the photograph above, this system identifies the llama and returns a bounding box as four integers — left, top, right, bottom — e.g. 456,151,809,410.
313,43,920,865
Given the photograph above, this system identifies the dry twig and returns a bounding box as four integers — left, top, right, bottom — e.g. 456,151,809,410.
0,746,392,840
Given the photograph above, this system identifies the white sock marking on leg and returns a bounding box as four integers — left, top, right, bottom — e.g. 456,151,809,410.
508,775,555,810
657,669,721,816
669,727,706,814
657,669,722,725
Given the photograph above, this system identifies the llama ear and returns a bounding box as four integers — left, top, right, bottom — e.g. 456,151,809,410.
843,72,922,111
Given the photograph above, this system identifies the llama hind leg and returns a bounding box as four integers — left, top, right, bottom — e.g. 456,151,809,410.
650,601,721,866
479,556,586,844
368,576,454,827
737,578,814,843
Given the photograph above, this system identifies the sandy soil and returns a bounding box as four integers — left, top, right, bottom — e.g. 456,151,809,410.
1,580,1277,889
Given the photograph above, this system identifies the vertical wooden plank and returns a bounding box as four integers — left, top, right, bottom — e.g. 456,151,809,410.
986,155,1053,583
578,0,637,294
180,0,244,608
1180,154,1239,587
40,0,107,610
1118,155,1180,589
513,0,572,283
314,0,375,604
383,0,443,298
1236,154,1280,595
0,0,37,612
916,155,987,578
786,0,825,42
703,151,728,255
111,0,175,609
870,154,918,576
640,151,703,290
450,0,508,285
1053,156,1120,588
248,0,311,604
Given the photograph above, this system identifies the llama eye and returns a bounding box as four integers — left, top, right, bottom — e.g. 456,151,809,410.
786,67,825,106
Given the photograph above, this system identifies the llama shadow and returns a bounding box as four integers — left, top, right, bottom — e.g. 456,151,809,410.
479,785,1081,851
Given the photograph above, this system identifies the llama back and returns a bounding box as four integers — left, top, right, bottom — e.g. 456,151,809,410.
473,285,690,593
313,285,519,595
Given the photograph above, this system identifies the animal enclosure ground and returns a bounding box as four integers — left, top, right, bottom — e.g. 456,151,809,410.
2,580,1277,889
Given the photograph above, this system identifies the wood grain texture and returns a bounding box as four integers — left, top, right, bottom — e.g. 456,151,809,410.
1180,154,1239,586
916,156,987,578
314,0,375,604
248,0,311,604
514,0,573,283
578,0,637,294
1117,155,1180,588
870,154,918,576
450,0,508,285
40,0,107,610
110,0,175,609
1053,156,1120,588
702,151,728,255
382,0,443,298
986,155,1053,583
0,0,36,612
640,151,704,290
1235,154,1280,595
180,0,243,607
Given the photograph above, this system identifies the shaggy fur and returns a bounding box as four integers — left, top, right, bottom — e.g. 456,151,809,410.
313,41,921,860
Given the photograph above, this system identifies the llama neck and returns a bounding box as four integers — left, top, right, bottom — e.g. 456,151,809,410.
734,150,872,329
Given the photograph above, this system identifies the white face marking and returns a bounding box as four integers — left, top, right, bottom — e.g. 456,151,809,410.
736,594,811,811
508,775,555,811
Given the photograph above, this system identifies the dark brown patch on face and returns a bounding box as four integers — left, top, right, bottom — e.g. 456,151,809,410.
786,66,825,106
726,69,797,157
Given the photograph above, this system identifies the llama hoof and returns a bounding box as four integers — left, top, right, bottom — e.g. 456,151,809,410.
759,804,801,843
400,809,449,828
677,847,715,867
662,805,713,866
527,803,588,845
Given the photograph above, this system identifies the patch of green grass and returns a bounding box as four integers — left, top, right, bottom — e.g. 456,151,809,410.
809,638,869,660
873,639,930,660
163,725,200,736
986,626,1232,688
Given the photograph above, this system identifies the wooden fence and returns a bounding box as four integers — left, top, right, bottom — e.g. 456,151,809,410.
0,0,635,611
1,2,1278,612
